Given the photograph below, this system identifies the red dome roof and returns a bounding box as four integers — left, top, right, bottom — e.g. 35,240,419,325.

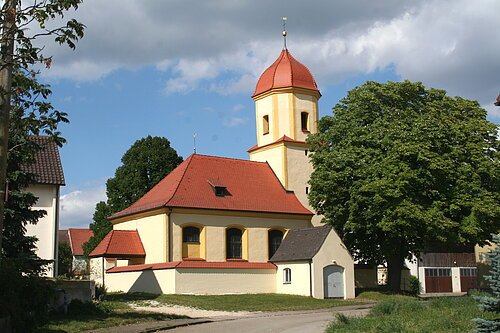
253,49,319,98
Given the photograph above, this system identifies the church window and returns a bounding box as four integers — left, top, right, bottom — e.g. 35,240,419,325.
183,226,200,243
268,229,284,259
226,228,242,259
263,115,270,135
301,112,309,132
283,268,292,284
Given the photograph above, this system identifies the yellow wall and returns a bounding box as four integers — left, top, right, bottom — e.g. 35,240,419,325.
249,144,285,186
114,213,169,264
275,261,311,296
175,268,276,294
312,230,355,299
171,211,311,262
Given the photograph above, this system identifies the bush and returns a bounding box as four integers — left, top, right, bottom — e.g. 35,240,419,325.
408,275,421,296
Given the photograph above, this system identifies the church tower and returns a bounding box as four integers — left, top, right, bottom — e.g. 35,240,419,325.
249,48,321,225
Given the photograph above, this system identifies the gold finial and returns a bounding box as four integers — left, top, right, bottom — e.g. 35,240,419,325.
282,17,287,50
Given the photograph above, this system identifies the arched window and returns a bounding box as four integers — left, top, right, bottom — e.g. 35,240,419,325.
263,115,270,135
226,228,242,259
301,112,309,131
268,229,284,259
183,226,200,243
283,268,292,284
182,226,201,259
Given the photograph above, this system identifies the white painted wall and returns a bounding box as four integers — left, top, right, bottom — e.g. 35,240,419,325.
25,184,59,277
275,261,311,296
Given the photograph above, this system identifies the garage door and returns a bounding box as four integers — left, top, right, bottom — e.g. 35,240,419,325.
425,268,452,293
324,265,344,298
460,268,477,292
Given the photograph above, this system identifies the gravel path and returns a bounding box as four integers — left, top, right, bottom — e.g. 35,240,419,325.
129,300,255,318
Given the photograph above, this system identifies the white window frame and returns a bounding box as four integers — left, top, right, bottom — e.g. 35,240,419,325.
283,268,292,284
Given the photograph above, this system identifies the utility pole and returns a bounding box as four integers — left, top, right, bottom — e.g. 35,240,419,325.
0,0,18,256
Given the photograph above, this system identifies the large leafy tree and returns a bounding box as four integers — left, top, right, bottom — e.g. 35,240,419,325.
308,81,500,291
83,136,183,256
0,0,84,256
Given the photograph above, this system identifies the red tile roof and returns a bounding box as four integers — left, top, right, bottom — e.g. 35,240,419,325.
22,136,65,185
109,154,312,220
68,228,93,256
107,261,276,273
89,230,145,258
253,49,319,98
248,135,306,153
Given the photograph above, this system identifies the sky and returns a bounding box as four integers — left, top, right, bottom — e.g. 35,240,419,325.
33,0,500,229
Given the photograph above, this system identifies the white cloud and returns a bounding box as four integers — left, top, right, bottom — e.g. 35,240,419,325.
224,116,248,127
60,185,106,229
35,0,500,119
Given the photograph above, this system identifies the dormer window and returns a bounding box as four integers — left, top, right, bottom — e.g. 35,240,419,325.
301,112,309,132
263,115,270,135
208,179,228,197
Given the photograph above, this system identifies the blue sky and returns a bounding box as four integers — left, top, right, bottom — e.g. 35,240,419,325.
41,0,500,228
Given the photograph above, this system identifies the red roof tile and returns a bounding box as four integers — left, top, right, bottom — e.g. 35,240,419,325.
110,154,312,220
106,261,276,273
68,228,93,256
22,136,65,185
253,49,319,98
89,230,145,258
248,135,306,153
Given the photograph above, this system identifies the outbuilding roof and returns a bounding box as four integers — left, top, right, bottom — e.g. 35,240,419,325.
109,154,312,220
89,230,145,258
22,136,65,185
270,225,331,262
253,49,319,98
68,228,93,256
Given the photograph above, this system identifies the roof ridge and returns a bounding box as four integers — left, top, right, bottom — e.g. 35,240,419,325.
192,153,268,165
164,155,195,206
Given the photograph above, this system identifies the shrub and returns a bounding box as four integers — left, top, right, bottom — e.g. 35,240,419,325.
408,275,421,296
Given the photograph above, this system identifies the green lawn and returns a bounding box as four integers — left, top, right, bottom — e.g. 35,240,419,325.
108,292,367,312
35,299,186,333
327,295,497,333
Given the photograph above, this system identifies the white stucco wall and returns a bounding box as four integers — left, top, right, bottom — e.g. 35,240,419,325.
275,261,311,296
312,230,355,299
25,184,59,277
105,269,176,294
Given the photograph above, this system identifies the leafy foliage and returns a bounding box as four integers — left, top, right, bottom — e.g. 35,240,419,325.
474,234,500,332
57,241,73,277
308,81,500,290
83,136,183,256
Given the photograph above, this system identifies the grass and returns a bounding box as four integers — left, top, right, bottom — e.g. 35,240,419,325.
107,292,367,312
35,299,186,333
326,295,497,333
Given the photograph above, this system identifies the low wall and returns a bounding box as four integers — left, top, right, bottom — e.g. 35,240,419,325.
57,280,95,303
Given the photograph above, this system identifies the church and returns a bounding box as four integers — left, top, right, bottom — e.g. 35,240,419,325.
89,44,355,299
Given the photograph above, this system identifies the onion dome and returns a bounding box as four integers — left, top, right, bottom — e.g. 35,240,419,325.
253,49,319,98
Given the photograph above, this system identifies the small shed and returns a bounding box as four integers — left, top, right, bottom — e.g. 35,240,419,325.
270,225,355,299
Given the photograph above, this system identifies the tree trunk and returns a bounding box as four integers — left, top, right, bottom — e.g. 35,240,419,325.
386,252,404,292
0,0,17,257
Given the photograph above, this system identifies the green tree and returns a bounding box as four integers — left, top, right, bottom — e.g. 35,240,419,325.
83,136,183,256
0,0,84,257
57,241,73,277
474,234,500,332
308,80,500,291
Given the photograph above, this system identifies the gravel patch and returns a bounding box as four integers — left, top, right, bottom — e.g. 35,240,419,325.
129,300,256,318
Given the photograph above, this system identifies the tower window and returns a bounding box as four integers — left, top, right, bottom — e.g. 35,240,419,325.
305,149,308,156
301,112,309,132
306,187,309,194
263,115,269,135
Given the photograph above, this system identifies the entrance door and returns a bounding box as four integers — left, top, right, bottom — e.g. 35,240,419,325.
424,268,452,293
324,265,344,298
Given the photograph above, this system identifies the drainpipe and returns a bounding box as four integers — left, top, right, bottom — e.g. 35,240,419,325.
167,208,172,262
102,257,105,289
309,259,313,297
53,186,61,277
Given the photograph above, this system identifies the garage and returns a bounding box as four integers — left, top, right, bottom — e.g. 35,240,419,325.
460,268,477,292
324,265,344,298
424,268,452,293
